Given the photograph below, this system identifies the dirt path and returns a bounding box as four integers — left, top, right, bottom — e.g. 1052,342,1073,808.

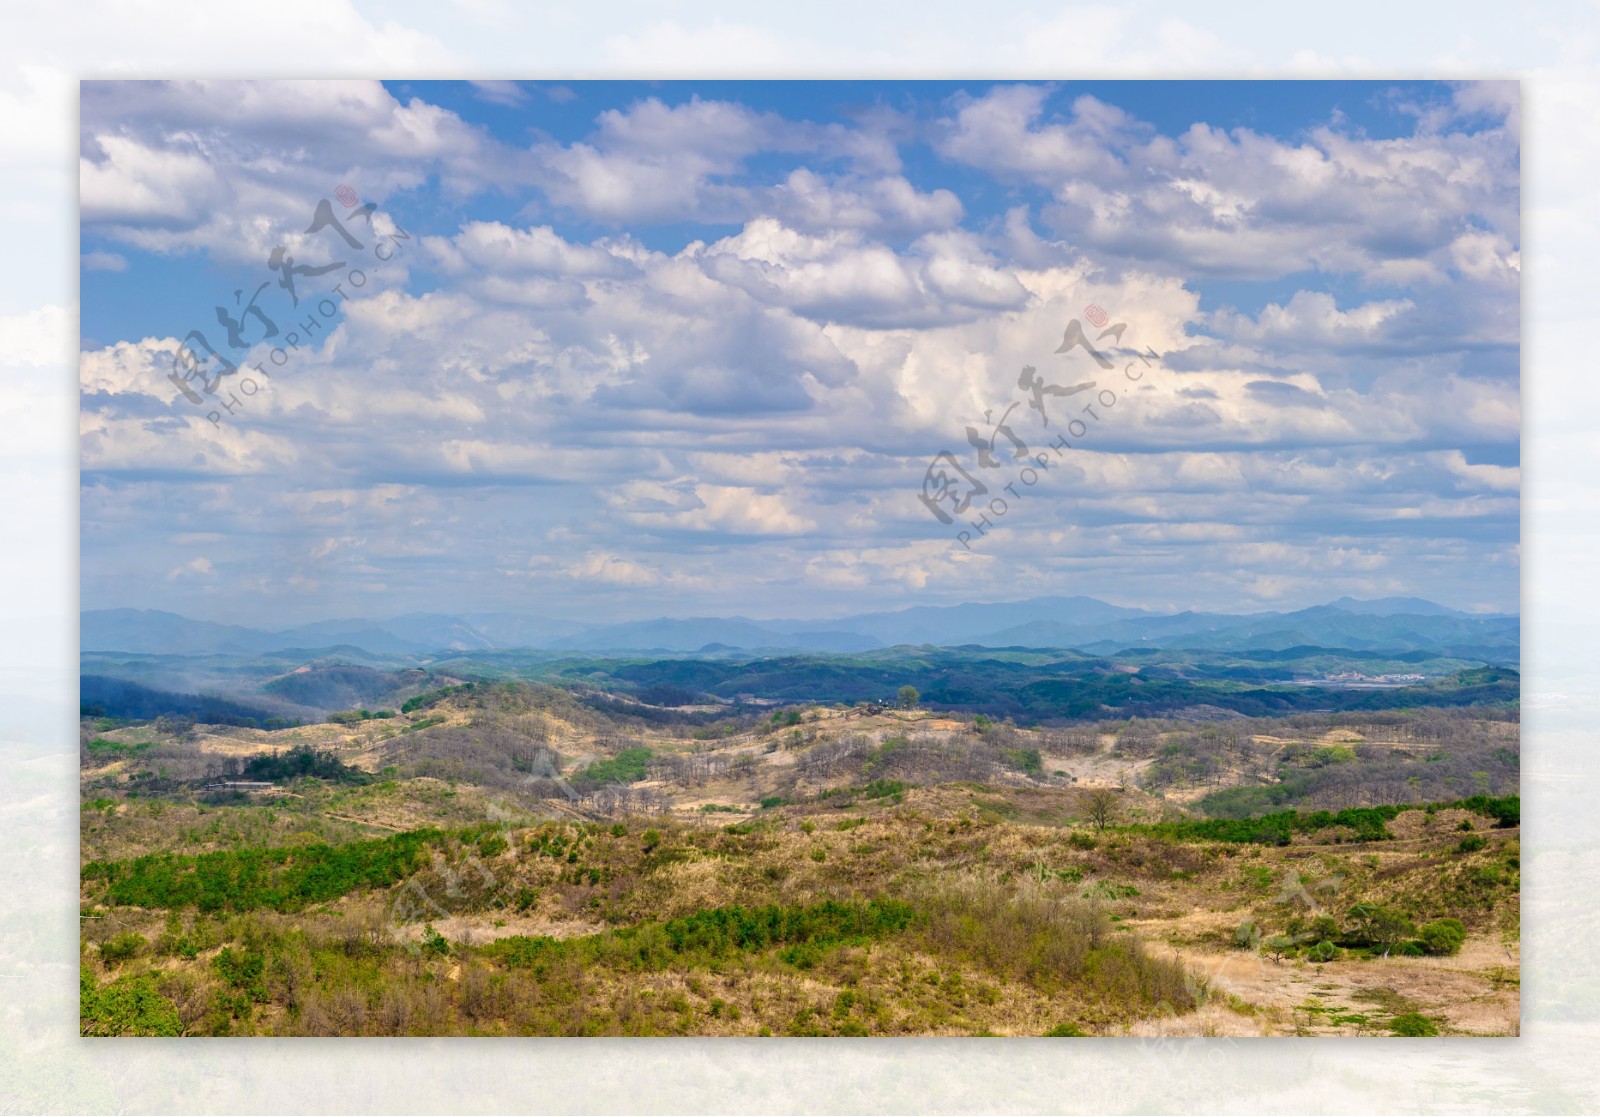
1129,937,1519,1037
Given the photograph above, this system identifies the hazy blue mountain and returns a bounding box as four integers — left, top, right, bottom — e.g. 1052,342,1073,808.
974,610,1247,648
81,596,1512,659
82,609,588,656
82,609,281,654
1323,596,1473,617
272,621,432,655
546,617,877,653
784,595,1156,646
1105,609,1519,657
453,613,590,647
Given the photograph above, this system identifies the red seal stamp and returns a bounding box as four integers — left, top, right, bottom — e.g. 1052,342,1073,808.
1084,304,1109,328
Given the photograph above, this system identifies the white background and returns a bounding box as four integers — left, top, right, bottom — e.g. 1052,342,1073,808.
2,1,1596,1111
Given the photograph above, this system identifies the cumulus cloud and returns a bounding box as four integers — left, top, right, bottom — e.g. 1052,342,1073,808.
936,83,1519,288
77,79,1520,621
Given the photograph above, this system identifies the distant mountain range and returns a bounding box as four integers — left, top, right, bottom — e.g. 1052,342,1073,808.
81,596,1519,661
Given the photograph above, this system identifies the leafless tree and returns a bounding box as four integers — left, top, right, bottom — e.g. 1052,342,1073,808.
1079,786,1121,830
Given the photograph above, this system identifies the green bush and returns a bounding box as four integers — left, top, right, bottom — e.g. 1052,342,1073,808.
212,946,266,1001
1232,920,1261,949
1262,935,1296,962
1001,747,1044,777
1458,834,1487,853
488,898,917,975
98,931,146,967
1044,1022,1087,1036
241,746,371,785
84,829,450,913
1345,903,1415,951
1390,1012,1439,1037
857,780,907,800
578,747,654,787
1418,918,1466,956
1472,865,1504,887
80,969,182,1036
85,738,154,757
1307,940,1338,963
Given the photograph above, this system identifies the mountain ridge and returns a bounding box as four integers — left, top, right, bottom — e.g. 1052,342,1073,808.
81,597,1517,659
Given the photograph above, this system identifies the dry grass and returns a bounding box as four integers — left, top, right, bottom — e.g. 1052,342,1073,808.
79,696,1519,1037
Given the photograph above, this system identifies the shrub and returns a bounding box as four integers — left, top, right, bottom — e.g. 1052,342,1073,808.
1232,921,1262,950
1001,747,1044,777
212,946,266,1001
1044,1022,1086,1036
98,931,147,967
1307,940,1338,963
85,738,154,758
1390,1012,1439,1037
857,780,907,800
488,898,917,975
918,879,1191,1011
1262,935,1296,962
1345,903,1415,951
85,829,449,913
1458,834,1487,853
1418,918,1466,956
241,746,371,785
421,925,450,957
578,747,654,787
80,969,182,1036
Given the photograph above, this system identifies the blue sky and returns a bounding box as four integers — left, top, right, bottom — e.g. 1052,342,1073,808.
78,79,1520,626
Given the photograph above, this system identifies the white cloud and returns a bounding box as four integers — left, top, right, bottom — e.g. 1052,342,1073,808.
936,82,1520,285
166,556,213,581
72,78,1520,621
0,304,71,367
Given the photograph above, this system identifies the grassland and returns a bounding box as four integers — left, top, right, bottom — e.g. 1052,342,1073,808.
79,681,1519,1036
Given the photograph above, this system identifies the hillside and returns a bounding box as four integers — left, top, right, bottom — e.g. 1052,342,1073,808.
79,681,1519,1037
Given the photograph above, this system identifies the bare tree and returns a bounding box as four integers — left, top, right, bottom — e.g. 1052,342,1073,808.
1079,786,1121,830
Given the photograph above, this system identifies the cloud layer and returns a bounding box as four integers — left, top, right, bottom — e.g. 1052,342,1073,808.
78,79,1519,624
